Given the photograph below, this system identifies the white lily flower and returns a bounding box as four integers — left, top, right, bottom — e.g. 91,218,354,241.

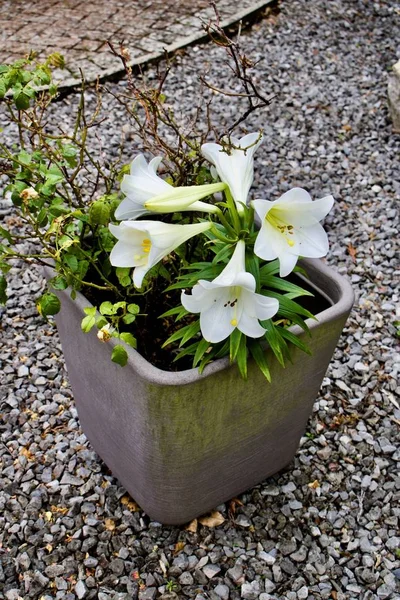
181,240,279,343
253,188,334,278
109,220,212,288
116,154,221,220
116,155,170,220
201,132,263,210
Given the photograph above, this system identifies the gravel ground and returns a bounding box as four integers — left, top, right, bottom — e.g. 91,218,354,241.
1,1,400,599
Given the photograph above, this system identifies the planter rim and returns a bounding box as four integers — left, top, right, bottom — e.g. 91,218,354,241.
45,258,354,387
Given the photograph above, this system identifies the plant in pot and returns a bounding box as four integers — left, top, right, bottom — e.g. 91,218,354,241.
0,30,353,525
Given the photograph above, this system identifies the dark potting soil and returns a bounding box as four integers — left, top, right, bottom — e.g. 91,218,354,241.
84,263,332,372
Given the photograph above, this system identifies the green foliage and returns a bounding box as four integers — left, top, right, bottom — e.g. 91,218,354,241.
0,275,7,304
167,252,314,380
81,307,97,332
37,293,61,317
111,345,128,367
0,51,321,380
0,53,62,108
89,199,111,226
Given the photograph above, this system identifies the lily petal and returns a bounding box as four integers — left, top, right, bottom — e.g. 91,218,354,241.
237,311,267,339
109,220,212,287
201,132,263,208
277,252,299,278
200,298,235,344
116,154,172,220
253,189,334,277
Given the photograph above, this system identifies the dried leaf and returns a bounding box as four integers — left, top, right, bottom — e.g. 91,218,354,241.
308,480,320,489
185,518,198,533
104,518,116,531
20,447,34,461
44,511,53,521
342,124,352,132
50,505,68,514
228,498,243,517
347,243,357,263
382,389,400,410
173,541,185,555
198,511,225,528
159,559,167,576
120,495,140,511
45,544,53,553
131,571,140,580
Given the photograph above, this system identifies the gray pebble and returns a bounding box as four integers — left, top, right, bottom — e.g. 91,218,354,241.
241,581,261,599
75,580,88,599
214,584,230,600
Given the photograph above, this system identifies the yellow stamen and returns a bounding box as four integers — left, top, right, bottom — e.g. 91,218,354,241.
230,319,238,326
267,212,295,247
141,238,151,253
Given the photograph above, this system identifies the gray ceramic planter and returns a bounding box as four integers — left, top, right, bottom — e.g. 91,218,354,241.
46,259,353,525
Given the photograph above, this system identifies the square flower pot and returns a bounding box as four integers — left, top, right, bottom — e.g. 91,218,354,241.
46,259,353,525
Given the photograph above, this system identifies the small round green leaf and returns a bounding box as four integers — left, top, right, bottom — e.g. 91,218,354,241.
119,332,137,348
111,345,128,367
37,293,61,317
89,201,110,226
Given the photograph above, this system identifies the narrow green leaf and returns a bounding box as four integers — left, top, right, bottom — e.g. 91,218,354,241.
229,328,242,362
211,243,234,265
214,340,230,359
180,320,200,347
159,305,186,319
245,254,260,292
248,340,271,382
262,275,313,297
278,311,310,335
193,338,211,367
236,335,248,380
163,320,200,348
278,327,312,355
265,290,316,320
159,305,189,322
0,275,7,304
259,260,280,279
263,320,286,367
173,342,198,362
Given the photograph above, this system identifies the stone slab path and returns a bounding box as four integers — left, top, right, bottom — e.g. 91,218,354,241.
0,0,272,88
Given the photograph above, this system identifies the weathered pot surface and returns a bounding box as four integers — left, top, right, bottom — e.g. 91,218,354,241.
46,259,354,525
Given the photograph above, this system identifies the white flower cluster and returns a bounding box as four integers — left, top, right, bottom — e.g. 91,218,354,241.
109,133,334,343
